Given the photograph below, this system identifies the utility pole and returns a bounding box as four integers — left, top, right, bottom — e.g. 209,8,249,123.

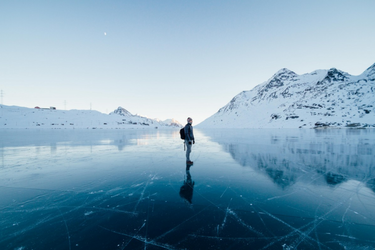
0,90,3,117
64,100,66,110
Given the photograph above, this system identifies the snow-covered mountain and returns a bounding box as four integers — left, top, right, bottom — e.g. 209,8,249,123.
0,105,182,129
198,63,375,128
159,118,183,128
110,107,183,128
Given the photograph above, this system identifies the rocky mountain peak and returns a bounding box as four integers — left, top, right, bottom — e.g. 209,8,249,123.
317,68,348,85
112,106,133,116
265,68,297,89
275,68,297,77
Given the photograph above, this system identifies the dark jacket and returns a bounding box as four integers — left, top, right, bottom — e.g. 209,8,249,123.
184,123,195,142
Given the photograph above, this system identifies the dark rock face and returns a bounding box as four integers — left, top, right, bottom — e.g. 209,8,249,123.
315,122,330,127
286,115,299,120
329,69,347,80
346,123,361,128
296,103,324,109
266,77,284,89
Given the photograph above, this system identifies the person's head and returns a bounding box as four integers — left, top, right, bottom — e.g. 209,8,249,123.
187,117,193,124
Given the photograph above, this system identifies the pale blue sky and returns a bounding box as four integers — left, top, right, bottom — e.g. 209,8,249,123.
1,0,375,124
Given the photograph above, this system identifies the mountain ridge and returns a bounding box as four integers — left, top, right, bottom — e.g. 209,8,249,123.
0,105,182,129
198,63,375,128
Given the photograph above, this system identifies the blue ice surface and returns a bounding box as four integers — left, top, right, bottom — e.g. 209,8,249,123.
0,128,375,250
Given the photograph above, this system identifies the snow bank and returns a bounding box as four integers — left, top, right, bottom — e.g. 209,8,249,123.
0,105,182,129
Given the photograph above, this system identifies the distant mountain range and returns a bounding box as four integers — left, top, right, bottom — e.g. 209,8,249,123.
110,107,182,127
0,105,182,129
198,63,375,128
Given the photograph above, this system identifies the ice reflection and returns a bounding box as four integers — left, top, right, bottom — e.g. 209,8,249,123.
202,128,375,191
0,128,375,249
179,164,195,204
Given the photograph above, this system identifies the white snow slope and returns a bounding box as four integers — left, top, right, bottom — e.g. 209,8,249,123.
198,63,375,128
0,106,182,129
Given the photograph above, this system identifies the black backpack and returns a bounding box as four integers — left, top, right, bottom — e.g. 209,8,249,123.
180,127,185,140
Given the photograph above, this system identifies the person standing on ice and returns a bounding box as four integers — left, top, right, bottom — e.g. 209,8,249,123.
184,117,195,165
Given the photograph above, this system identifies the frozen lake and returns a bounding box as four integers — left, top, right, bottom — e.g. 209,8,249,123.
1,128,375,250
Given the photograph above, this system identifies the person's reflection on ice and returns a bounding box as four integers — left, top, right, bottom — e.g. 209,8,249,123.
179,164,195,204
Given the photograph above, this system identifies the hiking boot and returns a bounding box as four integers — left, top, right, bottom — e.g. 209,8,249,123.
186,161,194,165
